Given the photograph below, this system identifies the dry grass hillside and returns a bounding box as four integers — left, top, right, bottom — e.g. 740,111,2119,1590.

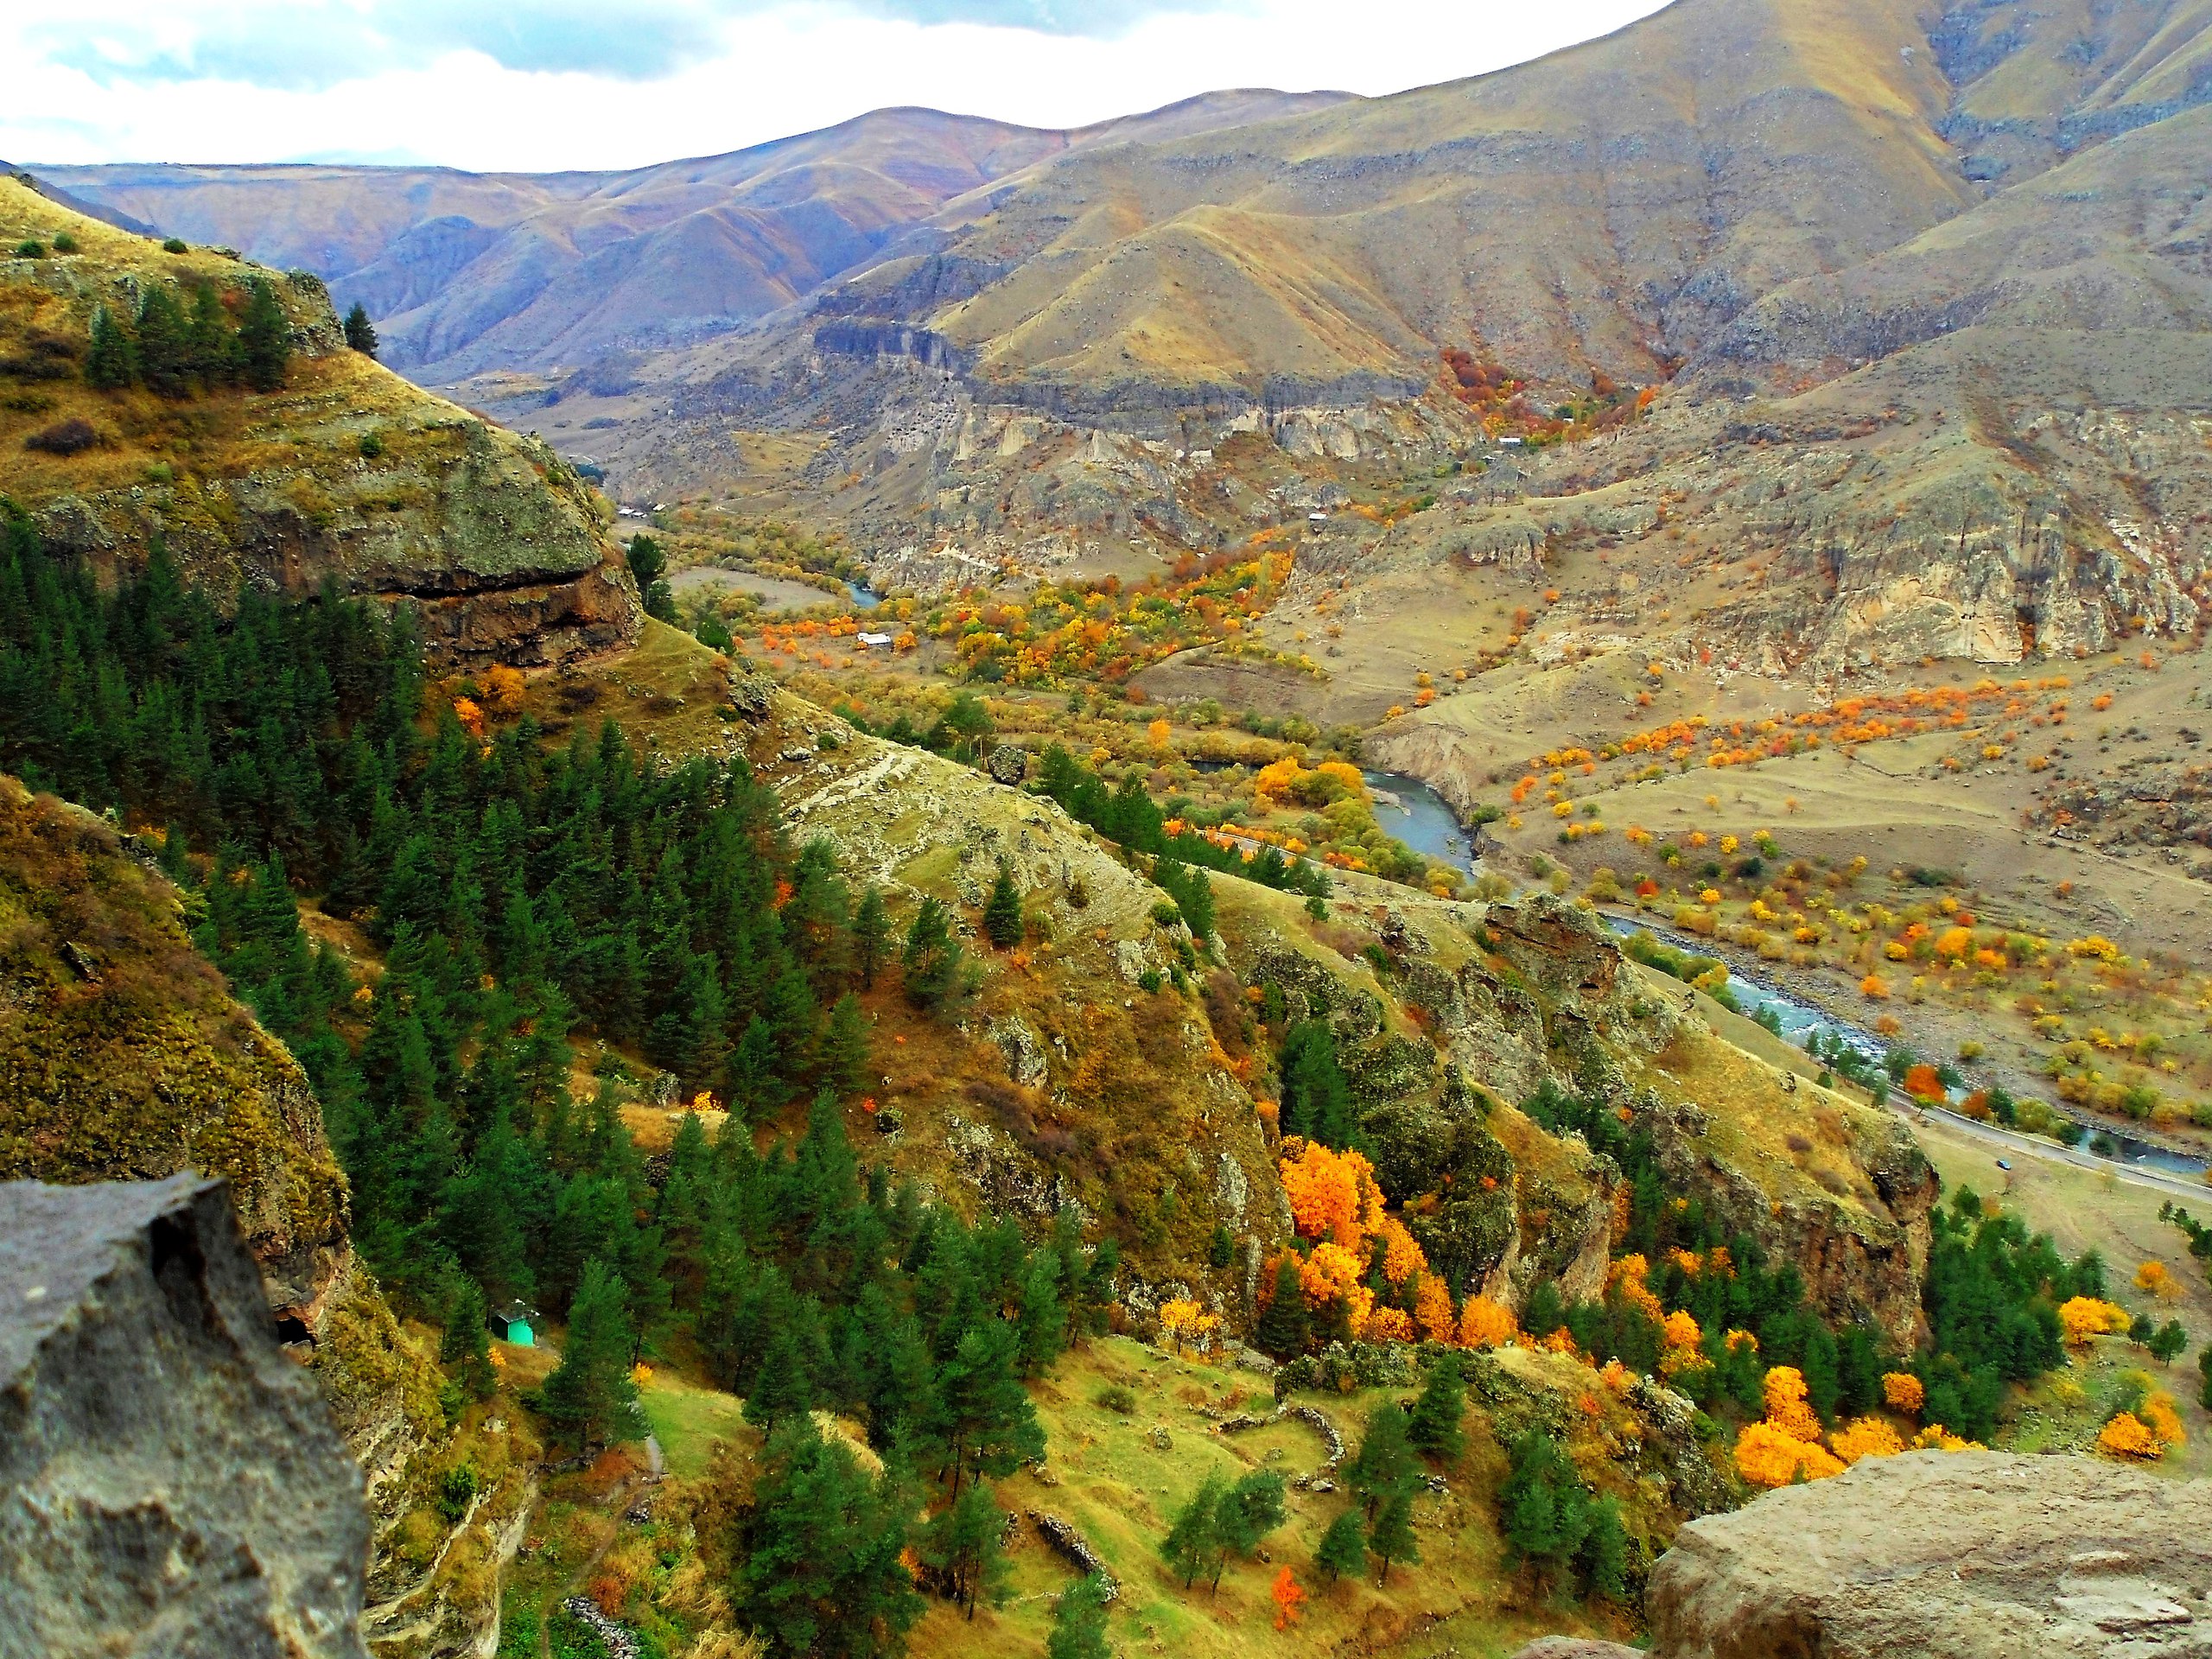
0,176,639,665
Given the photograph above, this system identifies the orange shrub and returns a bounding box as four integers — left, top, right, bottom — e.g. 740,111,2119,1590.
1829,1415,1904,1465
1459,1294,1518,1349
1881,1372,1924,1417
2059,1296,2133,1344
1735,1420,1844,1487
2098,1411,2161,1459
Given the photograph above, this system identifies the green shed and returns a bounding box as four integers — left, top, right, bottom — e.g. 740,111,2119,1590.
491,1300,537,1347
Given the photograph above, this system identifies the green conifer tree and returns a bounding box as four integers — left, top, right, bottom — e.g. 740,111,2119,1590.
928,1319,1044,1495
1344,1401,1417,1521
1316,1508,1366,1584
817,991,871,1099
1046,1573,1112,1659
1583,1497,1628,1601
438,1271,498,1401
86,303,137,389
1406,1352,1466,1462
901,895,964,1010
922,1478,1008,1618
537,1256,643,1453
744,1322,816,1434
1161,1471,1227,1590
1369,1493,1420,1584
1255,1256,1310,1358
983,858,1024,948
854,885,889,988
237,279,290,391
343,302,378,357
135,284,190,397
733,1418,924,1659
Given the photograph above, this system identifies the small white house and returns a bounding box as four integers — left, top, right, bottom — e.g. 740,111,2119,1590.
857,632,896,648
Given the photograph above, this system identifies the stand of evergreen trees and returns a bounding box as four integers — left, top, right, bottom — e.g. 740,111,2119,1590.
0,519,1128,1651
86,275,290,396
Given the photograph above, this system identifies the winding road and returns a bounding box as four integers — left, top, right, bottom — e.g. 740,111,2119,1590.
1893,1101,2212,1205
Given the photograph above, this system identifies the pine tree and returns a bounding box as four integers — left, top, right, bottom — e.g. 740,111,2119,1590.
1406,1352,1465,1462
438,1271,498,1401
238,279,291,391
927,1318,1045,1494
1255,1256,1309,1358
1344,1401,1416,1521
983,858,1023,948
922,1478,1008,1618
734,1417,924,1659
1497,1429,1592,1575
537,1256,643,1453
86,303,137,389
901,895,964,1010
1215,1470,1287,1569
1279,1020,1354,1147
854,885,889,988
1046,1573,1112,1659
1161,1471,1226,1589
744,1322,816,1434
1015,1251,1065,1377
343,302,378,357
1316,1509,1365,1584
817,991,871,1099
188,283,238,383
1369,1493,1420,1584
725,1014,784,1122
1583,1497,1627,1601
135,284,191,397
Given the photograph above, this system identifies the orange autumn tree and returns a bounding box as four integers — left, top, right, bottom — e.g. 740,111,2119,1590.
1271,1566,1306,1629
1280,1140,1385,1253
1881,1372,1924,1417
1459,1294,1517,1349
2059,1297,2133,1345
1734,1366,1845,1488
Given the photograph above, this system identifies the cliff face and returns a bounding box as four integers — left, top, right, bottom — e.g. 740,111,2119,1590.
1646,1450,2212,1658
0,1173,369,1659
0,175,639,669
0,778,349,1318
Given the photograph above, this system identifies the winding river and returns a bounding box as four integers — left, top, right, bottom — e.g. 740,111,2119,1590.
1360,769,2204,1179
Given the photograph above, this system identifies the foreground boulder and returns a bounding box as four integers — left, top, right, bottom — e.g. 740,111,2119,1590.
0,1173,368,1659
1648,1450,2212,1657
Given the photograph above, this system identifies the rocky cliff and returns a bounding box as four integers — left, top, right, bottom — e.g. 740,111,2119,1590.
0,1173,369,1659
0,175,639,668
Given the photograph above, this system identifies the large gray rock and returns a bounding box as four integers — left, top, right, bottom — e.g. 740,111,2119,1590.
1,1174,369,1659
1648,1450,2212,1658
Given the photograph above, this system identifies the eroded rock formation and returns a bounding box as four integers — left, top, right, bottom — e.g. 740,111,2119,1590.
0,1173,369,1659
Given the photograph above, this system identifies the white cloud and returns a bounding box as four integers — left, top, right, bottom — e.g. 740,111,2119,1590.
2,0,1675,172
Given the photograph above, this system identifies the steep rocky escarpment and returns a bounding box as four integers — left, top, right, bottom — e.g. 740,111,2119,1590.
0,176,639,668
1647,1450,2212,1657
0,1173,369,1659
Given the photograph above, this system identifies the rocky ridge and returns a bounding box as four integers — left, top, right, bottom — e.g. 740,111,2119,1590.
0,175,639,669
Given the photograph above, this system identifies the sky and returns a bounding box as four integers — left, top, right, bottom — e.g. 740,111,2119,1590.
4,0,1675,173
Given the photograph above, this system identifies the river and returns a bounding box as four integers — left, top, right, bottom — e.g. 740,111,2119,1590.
1600,913,2206,1179
1363,770,1478,874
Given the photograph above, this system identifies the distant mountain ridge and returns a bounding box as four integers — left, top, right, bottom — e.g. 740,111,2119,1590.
30,91,1352,383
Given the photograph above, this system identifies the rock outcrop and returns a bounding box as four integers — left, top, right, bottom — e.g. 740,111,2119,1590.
0,1173,369,1659
1647,1450,2212,1658
0,176,639,671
